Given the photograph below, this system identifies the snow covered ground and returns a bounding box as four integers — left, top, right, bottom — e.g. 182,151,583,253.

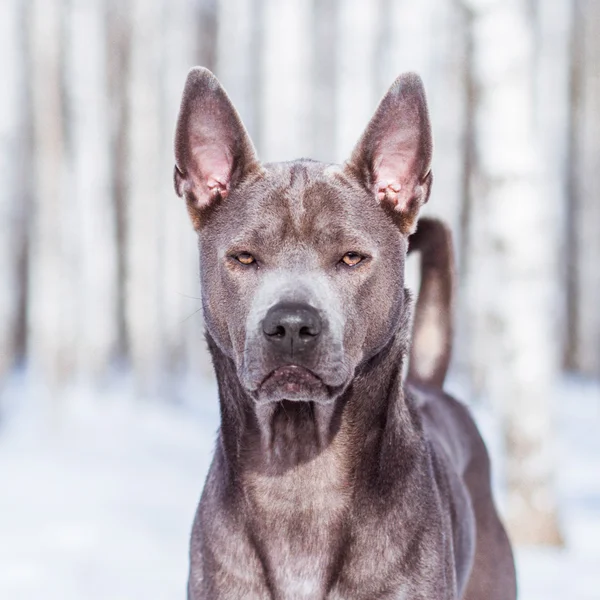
0,373,598,600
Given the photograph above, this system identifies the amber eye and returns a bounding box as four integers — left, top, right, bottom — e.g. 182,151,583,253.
341,252,364,267
235,252,256,265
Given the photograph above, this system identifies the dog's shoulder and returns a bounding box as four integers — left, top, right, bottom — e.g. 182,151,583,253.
405,381,489,478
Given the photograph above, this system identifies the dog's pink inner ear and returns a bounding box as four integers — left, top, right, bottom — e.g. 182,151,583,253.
374,138,431,217
348,72,433,233
174,146,233,203
174,68,257,210
192,145,233,199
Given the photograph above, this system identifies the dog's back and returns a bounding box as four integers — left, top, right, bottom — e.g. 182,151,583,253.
407,218,517,599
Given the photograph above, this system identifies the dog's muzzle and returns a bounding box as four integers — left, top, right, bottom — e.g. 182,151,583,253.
240,280,350,404
252,301,335,404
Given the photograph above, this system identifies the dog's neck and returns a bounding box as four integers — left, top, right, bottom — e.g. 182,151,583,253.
205,310,420,489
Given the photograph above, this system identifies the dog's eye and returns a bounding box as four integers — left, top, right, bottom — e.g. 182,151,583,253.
235,252,256,265
341,252,363,267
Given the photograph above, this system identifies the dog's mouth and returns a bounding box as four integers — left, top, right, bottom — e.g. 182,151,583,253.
257,365,331,404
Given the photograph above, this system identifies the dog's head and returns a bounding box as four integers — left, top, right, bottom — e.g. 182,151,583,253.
174,69,432,405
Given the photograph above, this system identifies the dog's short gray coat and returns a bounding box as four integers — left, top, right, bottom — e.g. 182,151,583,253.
173,67,517,600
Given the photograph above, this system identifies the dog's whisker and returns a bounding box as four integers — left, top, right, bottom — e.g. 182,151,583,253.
176,292,203,301
181,308,203,323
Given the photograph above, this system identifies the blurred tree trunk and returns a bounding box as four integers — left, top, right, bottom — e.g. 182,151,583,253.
0,0,28,381
27,0,72,390
425,1,469,253
465,0,563,545
335,0,381,162
215,0,261,141
568,0,600,377
311,0,338,163
260,0,312,161
125,0,164,395
106,0,131,363
64,0,118,383
535,0,573,369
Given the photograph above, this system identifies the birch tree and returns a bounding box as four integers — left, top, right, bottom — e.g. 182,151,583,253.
569,0,600,377
260,0,313,161
464,0,562,545
125,0,164,395
534,0,573,374
311,0,338,163
0,0,27,381
106,0,131,363
27,0,74,391
64,0,118,383
335,0,381,162
422,0,469,257
215,0,261,142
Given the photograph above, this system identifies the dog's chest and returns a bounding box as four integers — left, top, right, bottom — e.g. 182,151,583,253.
244,444,353,597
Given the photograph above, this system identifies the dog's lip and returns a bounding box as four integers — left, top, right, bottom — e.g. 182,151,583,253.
259,365,325,396
260,365,321,386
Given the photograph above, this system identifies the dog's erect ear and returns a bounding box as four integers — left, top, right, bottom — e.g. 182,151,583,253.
174,67,259,228
346,73,433,234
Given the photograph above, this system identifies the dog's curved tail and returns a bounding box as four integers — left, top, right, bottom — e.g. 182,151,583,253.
407,217,455,388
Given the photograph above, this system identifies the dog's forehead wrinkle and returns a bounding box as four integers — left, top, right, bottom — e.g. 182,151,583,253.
229,169,376,255
310,224,377,252
270,161,321,232
228,227,273,250
287,175,306,229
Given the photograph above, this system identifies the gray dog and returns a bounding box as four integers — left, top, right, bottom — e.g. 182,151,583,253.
174,67,517,600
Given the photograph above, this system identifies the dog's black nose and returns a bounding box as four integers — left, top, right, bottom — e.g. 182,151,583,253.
262,302,322,355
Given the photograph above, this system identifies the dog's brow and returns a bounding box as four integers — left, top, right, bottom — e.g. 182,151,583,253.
311,226,375,251
229,222,287,249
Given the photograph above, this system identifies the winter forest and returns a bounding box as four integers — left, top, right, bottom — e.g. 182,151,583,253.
0,0,599,598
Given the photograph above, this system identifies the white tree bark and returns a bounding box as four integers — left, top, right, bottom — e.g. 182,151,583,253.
216,0,261,141
28,0,74,389
464,0,562,545
534,0,573,371
423,1,469,253
378,0,434,87
260,0,312,161
106,0,131,364
0,0,27,381
311,0,338,163
570,0,600,377
64,0,118,383
335,0,381,162
125,0,164,395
